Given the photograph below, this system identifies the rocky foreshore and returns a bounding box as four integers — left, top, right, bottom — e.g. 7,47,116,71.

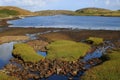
3,56,102,80
27,40,49,51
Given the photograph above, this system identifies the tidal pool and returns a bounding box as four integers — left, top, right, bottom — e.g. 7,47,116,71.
0,42,15,69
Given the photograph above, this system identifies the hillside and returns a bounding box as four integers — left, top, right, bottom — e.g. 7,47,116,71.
35,8,120,17
35,10,76,16
75,7,120,16
0,7,120,19
0,6,33,18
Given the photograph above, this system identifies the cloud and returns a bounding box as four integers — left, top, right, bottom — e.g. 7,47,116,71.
105,0,120,6
106,0,110,5
2,0,46,7
0,0,120,11
0,0,59,11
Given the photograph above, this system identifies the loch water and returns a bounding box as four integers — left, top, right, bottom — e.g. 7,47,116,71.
8,16,120,30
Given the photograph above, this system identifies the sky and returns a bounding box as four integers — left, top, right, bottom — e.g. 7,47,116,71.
0,0,120,11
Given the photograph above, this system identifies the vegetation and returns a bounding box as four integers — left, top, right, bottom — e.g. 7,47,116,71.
0,9,19,17
0,6,33,18
87,37,103,45
0,72,18,80
76,8,120,16
35,8,120,17
46,40,91,61
81,50,120,80
35,10,76,16
0,6,119,18
12,43,44,62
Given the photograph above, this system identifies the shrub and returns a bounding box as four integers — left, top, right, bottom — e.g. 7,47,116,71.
12,43,44,62
46,40,90,61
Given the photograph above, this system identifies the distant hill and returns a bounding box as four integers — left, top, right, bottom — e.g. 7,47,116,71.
35,8,120,17
75,7,120,16
0,6,120,18
76,8,111,13
35,10,76,16
0,6,33,18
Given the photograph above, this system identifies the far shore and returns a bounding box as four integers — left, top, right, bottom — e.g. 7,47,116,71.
0,14,120,27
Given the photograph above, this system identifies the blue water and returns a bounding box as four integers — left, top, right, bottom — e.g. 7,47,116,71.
37,51,47,57
0,42,15,69
8,16,120,30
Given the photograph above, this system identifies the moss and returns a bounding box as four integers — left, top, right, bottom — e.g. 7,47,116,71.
87,37,103,45
81,50,120,80
12,43,44,62
0,72,18,80
46,40,90,61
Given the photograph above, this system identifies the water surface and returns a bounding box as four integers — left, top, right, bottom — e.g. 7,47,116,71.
8,16,120,30
0,42,15,68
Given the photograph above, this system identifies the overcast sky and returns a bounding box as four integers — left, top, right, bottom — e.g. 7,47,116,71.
0,0,120,11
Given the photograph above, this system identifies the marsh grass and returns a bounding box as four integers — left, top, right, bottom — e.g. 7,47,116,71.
46,40,90,61
81,50,120,80
12,43,44,62
87,37,103,45
0,72,18,80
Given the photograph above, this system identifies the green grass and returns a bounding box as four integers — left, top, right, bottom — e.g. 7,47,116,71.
12,43,44,62
87,37,103,45
46,40,91,61
0,72,18,80
75,8,120,17
81,50,120,80
0,9,19,18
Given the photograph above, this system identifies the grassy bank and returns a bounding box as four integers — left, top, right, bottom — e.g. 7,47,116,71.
81,50,120,80
12,43,44,62
0,72,18,80
46,40,91,61
87,37,103,45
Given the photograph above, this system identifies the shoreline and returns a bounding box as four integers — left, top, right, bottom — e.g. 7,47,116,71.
1,15,120,28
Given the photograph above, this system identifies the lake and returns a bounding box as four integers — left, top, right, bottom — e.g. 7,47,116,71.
8,16,120,30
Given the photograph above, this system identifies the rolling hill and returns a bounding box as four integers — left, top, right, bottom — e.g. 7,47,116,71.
0,6,33,18
75,7,120,16
0,6,120,18
35,10,76,16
